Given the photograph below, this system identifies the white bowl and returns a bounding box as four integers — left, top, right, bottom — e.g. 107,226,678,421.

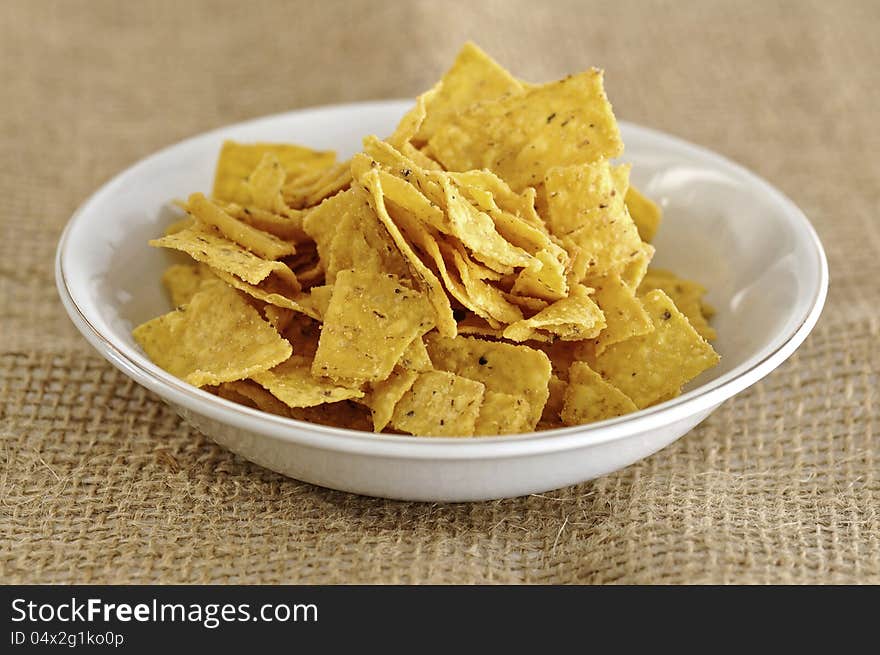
56,100,828,502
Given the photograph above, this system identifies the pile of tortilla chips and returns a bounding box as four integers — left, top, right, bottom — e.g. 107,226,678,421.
134,43,719,437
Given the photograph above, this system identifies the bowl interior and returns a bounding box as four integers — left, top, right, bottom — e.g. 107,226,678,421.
59,101,824,426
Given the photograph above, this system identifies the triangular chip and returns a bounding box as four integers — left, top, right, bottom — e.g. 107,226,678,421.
187,193,294,260
587,272,653,354
363,368,419,432
589,290,720,408
313,269,434,382
416,42,523,143
503,285,605,342
547,160,642,276
210,268,319,320
390,370,485,437
133,281,291,387
474,391,531,436
638,268,717,341
425,334,552,429
212,141,335,206
252,356,364,408
561,361,638,425
150,224,299,287
428,69,622,191
625,184,662,242
161,263,213,307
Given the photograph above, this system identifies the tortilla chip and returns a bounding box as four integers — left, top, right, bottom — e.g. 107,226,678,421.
503,284,605,342
449,246,524,325
510,248,569,301
620,242,654,290
359,168,457,337
212,141,336,206
474,391,531,436
211,268,317,320
399,336,432,371
227,204,308,242
547,161,643,277
283,161,352,209
133,281,291,387
390,370,485,437
625,184,662,242
150,224,299,287
416,42,523,143
246,153,289,214
312,269,434,382
263,305,295,333
638,268,717,341
561,361,638,425
161,263,213,307
364,368,419,432
425,334,552,429
587,272,654,354
428,69,622,191
187,193,295,260
252,355,364,408
542,375,568,424
589,290,720,408
218,380,292,417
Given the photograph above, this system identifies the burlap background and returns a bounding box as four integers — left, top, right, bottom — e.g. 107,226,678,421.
1,0,877,584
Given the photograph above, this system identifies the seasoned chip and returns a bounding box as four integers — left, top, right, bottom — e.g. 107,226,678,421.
313,269,434,382
561,361,638,425
449,246,524,325
425,334,552,428
304,186,411,284
187,192,295,260
503,284,605,342
542,375,568,424
589,290,720,408
620,242,654,290
247,153,288,213
229,204,308,242
150,224,299,288
510,248,569,301
283,160,352,209
133,281,291,387
474,391,531,435
218,380,291,417
212,141,336,206
359,168,457,337
547,161,642,276
625,184,662,242
161,263,212,307
364,368,419,432
416,42,523,143
391,370,485,437
252,355,364,408
211,268,318,320
587,272,653,354
428,69,622,191
399,336,432,371
638,268,717,340
263,305,296,333
388,86,436,150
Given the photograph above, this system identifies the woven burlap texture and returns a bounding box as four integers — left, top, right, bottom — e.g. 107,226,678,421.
1,0,878,584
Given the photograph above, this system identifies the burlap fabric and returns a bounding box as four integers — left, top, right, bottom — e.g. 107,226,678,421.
1,0,877,584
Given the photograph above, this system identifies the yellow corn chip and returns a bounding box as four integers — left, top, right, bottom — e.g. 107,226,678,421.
428,69,622,191
363,368,419,432
425,334,552,429
247,153,289,213
503,284,605,342
388,85,436,150
638,268,717,341
133,281,291,387
561,361,638,425
252,355,364,408
150,224,299,287
620,242,655,290
212,141,336,206
590,290,720,408
211,268,318,320
161,263,212,307
218,380,292,418
283,160,352,209
391,370,485,437
228,204,308,242
587,272,653,354
359,168,457,337
547,160,642,276
542,374,568,424
313,269,434,382
510,248,569,301
263,305,295,333
416,42,523,143
474,391,531,436
283,312,322,359
399,336,432,371
187,193,294,260
449,246,524,325
626,184,662,242
440,176,532,270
